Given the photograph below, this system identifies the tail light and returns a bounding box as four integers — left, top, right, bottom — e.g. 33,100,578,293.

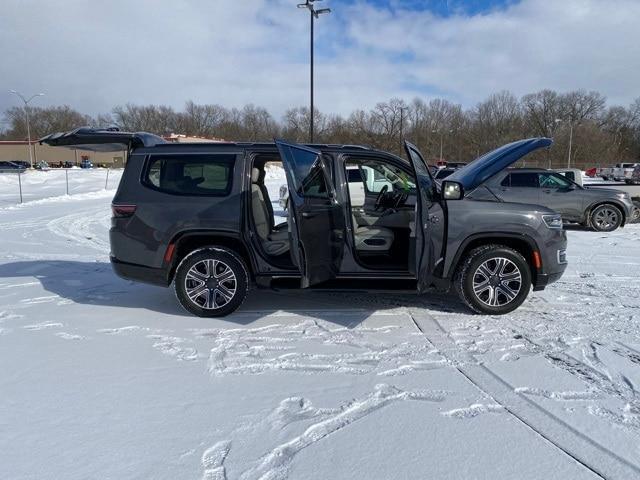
111,204,137,218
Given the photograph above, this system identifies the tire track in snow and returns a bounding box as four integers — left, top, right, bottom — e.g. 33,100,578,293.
46,209,111,253
230,384,446,480
202,319,441,377
410,311,639,480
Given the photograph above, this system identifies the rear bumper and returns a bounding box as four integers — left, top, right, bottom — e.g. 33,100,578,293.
111,257,169,287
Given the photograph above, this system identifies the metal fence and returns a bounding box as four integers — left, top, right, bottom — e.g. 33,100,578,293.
0,169,123,206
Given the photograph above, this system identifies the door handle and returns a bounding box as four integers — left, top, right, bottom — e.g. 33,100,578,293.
302,212,317,219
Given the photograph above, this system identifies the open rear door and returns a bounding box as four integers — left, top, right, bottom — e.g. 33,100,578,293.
404,141,438,293
275,140,345,288
40,127,165,152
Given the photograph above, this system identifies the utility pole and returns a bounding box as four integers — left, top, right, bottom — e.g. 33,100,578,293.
297,0,331,143
399,107,408,152
567,122,574,169
9,90,45,168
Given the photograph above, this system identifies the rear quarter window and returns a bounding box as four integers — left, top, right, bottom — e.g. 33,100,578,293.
143,154,235,196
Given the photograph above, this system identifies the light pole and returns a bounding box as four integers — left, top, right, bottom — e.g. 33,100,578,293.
399,106,408,151
432,128,452,162
555,118,578,169
567,121,574,169
9,90,45,168
297,0,331,144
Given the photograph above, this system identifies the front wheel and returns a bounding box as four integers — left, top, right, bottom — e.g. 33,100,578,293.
455,245,532,315
174,247,249,317
590,204,622,232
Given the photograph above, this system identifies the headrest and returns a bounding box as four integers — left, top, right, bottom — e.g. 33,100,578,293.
251,168,260,183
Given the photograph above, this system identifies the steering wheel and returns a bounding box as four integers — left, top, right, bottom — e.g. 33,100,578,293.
394,191,408,208
375,185,389,210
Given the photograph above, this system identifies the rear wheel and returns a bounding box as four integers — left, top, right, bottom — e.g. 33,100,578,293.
174,247,249,317
590,204,622,232
455,245,532,315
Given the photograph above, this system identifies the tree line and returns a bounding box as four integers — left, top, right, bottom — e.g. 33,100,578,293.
2,89,639,169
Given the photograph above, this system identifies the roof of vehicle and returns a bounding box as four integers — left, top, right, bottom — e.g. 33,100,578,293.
39,127,396,157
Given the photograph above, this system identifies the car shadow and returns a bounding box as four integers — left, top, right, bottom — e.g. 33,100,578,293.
0,260,470,327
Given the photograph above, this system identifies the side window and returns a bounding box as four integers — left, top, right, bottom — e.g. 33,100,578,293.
285,148,330,199
300,164,330,198
539,173,571,188
509,172,539,188
143,154,234,195
366,162,415,193
500,175,511,187
347,168,366,183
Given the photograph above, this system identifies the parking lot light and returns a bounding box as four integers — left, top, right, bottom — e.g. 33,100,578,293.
297,0,331,143
9,90,45,169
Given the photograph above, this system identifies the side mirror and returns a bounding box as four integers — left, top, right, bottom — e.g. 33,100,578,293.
442,181,464,200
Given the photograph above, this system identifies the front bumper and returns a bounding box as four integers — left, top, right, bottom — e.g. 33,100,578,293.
533,271,565,291
533,230,567,291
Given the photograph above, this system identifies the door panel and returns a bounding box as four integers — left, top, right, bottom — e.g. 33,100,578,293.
404,141,443,292
537,173,583,219
274,140,346,288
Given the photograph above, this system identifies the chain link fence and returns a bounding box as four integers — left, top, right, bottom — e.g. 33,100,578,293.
0,169,123,207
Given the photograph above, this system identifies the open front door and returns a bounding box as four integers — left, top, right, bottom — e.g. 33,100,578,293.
404,141,438,293
275,140,345,288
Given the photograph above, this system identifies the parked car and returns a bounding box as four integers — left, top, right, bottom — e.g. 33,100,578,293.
80,159,93,169
584,167,598,178
0,161,27,172
600,162,637,181
553,168,583,186
35,160,49,171
631,164,640,185
41,128,568,317
434,168,458,181
624,163,640,184
279,164,391,210
484,168,636,231
613,163,637,182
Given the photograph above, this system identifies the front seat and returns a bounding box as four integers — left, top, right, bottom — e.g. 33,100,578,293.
251,168,290,256
352,215,394,251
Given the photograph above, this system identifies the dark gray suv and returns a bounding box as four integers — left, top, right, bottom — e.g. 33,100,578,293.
484,168,635,232
41,128,568,317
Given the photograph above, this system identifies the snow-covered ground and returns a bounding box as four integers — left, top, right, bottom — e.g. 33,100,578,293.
1,171,640,479
0,169,122,206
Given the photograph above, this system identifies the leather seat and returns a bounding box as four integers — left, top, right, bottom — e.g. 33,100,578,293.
352,215,394,251
251,168,290,256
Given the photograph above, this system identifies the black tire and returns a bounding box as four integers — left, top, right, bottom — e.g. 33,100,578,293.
454,245,532,315
590,204,623,232
174,247,249,317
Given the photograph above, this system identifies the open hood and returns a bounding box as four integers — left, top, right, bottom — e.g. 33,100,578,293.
446,138,552,191
39,127,166,152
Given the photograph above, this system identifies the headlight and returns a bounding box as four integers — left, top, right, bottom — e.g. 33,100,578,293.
542,214,563,229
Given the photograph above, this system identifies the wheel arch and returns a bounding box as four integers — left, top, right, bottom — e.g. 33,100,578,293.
585,200,627,227
167,230,255,284
447,233,539,284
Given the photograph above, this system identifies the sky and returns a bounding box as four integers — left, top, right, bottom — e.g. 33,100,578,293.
1,0,639,120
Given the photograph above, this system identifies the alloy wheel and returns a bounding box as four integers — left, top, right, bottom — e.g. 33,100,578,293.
593,207,619,230
184,259,237,310
472,257,522,307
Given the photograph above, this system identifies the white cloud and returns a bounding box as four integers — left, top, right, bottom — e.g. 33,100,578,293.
1,0,639,120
